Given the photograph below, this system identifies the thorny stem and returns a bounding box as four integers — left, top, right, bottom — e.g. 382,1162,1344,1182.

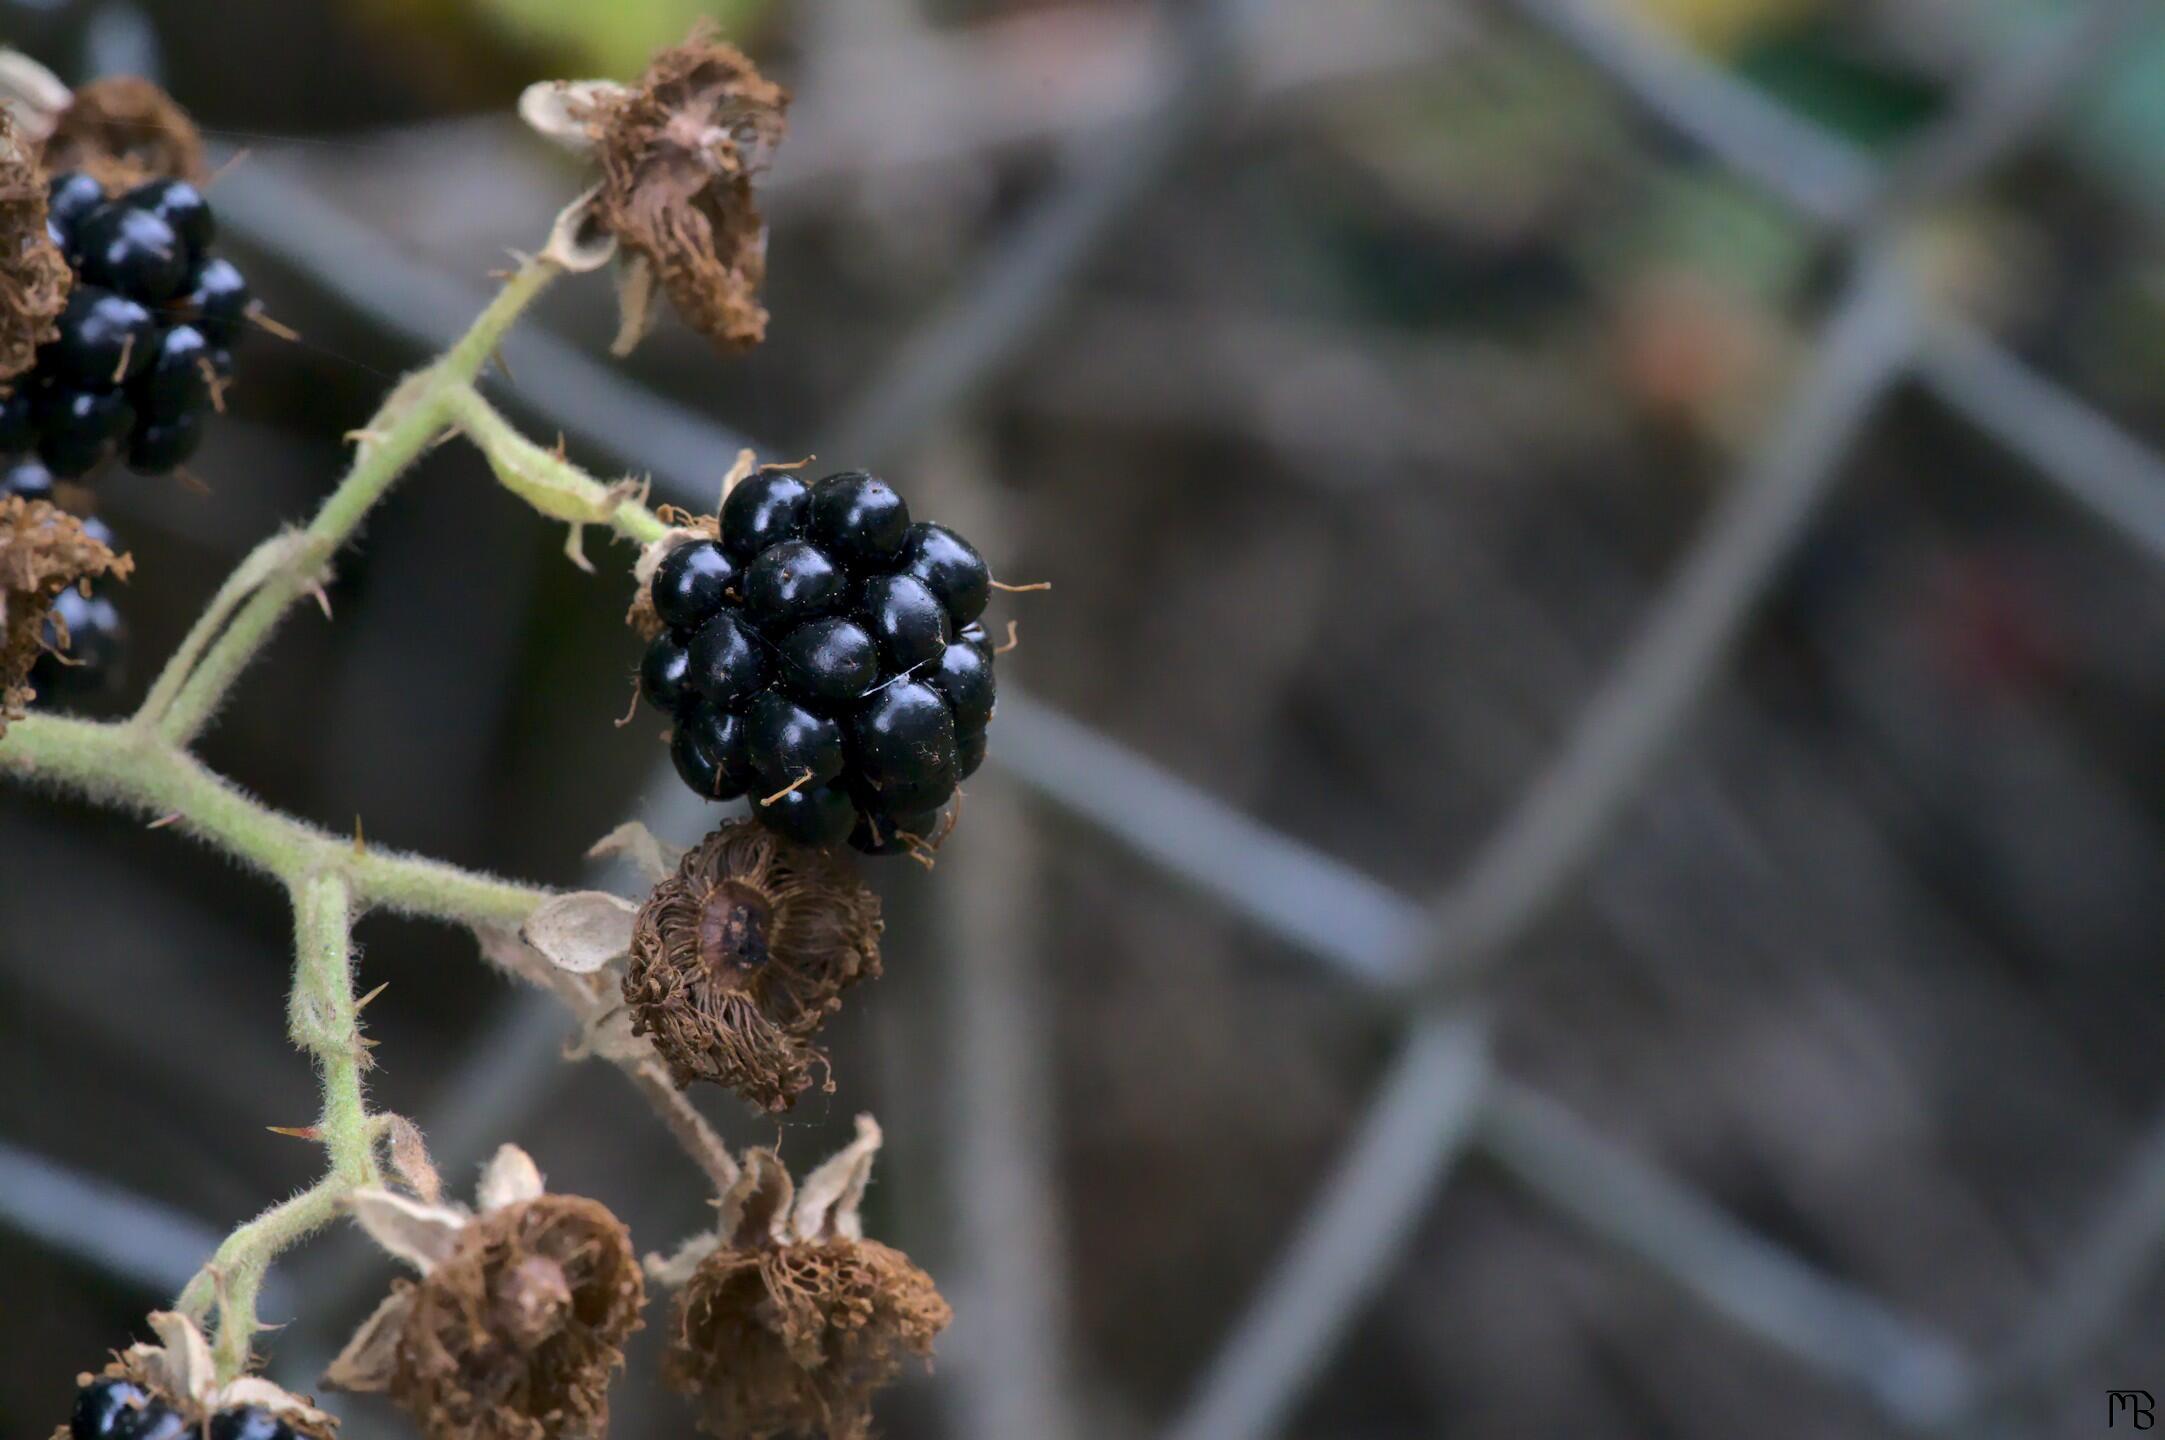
446,384,669,548
153,258,562,745
0,251,737,1378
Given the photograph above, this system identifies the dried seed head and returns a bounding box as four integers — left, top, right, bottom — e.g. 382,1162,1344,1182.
40,76,208,193
624,821,881,1112
655,1121,949,1440
387,1194,643,1440
580,30,788,355
0,106,68,382
666,1240,949,1440
1,496,130,735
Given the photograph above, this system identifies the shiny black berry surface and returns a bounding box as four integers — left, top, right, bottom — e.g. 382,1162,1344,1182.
71,1378,147,1440
207,1406,294,1440
21,172,249,483
636,468,1011,852
651,538,735,632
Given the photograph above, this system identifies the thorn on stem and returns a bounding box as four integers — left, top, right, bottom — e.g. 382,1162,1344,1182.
309,584,333,620
146,810,183,830
356,981,389,1010
267,1125,321,1141
353,815,366,855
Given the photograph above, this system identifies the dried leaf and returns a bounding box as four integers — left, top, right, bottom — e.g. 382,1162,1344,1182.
476,1145,546,1214
644,1230,723,1291
348,1188,469,1272
587,821,685,886
383,1114,443,1206
721,1149,791,1249
538,186,617,275
519,891,638,976
136,1311,215,1408
791,1114,881,1244
214,1376,339,1432
323,1288,415,1393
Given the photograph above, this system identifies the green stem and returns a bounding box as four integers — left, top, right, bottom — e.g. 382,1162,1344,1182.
290,873,378,1188
135,534,308,730
0,713,542,926
177,1179,348,1374
156,259,562,746
448,384,669,547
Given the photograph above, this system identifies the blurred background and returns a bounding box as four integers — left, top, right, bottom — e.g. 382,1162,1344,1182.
6,0,2165,1436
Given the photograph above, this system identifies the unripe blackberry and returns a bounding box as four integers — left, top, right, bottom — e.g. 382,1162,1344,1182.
636,470,1010,854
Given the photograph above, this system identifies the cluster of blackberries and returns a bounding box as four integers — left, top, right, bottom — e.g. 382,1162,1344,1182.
71,1378,297,1440
6,171,247,480
5,459,126,698
639,469,998,855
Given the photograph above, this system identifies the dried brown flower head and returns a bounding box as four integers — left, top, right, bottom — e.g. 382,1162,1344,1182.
1,496,130,734
0,106,69,381
51,1311,339,1440
625,820,882,1112
521,31,787,356
329,1146,644,1440
650,1117,950,1440
40,75,208,193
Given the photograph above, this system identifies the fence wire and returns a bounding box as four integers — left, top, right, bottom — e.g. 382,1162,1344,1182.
7,2,2165,1437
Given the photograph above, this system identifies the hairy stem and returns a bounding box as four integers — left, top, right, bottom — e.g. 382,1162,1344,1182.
155,259,562,746
178,1179,349,1378
290,873,379,1189
448,384,669,548
0,712,543,924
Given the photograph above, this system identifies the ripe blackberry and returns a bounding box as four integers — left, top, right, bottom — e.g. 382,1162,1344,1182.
1,455,54,501
651,537,734,632
71,1378,147,1440
207,1408,295,1440
35,579,128,700
743,691,844,788
636,469,1010,853
20,172,250,481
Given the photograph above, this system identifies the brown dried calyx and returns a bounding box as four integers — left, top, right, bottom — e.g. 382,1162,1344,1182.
50,1311,340,1440
625,820,882,1113
650,1117,951,1440
328,1145,645,1440
1,497,129,735
522,30,787,356
40,74,208,193
0,105,69,382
